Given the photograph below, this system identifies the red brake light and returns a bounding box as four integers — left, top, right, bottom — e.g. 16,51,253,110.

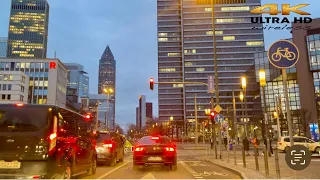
135,147,145,152
49,133,57,140
165,147,175,152
15,103,24,107
103,143,113,148
151,137,160,140
31,175,40,179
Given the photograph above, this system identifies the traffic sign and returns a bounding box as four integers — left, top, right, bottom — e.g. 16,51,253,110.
222,121,229,128
207,75,214,93
214,105,222,113
214,114,224,123
267,39,299,69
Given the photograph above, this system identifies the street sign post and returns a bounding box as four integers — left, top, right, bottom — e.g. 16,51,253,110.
267,39,299,147
207,75,214,93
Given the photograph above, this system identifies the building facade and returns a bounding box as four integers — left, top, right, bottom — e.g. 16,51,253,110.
0,71,29,103
88,94,114,131
136,107,140,128
0,58,67,107
0,37,7,57
146,102,153,119
64,63,89,102
98,46,116,126
7,0,49,58
157,0,264,133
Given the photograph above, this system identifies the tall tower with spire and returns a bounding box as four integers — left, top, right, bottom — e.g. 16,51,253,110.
98,45,116,129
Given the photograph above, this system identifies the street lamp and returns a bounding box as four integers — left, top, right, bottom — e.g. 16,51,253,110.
205,109,211,115
241,77,248,137
103,88,113,131
170,116,174,139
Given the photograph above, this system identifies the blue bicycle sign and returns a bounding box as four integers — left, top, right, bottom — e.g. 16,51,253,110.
214,114,224,123
267,40,299,69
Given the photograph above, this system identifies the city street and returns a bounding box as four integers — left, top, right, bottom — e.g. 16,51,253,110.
81,146,241,179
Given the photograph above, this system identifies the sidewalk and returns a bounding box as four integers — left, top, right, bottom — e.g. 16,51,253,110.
199,146,320,179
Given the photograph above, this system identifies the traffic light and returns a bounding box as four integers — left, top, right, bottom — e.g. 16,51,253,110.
210,111,215,120
84,113,93,121
149,78,154,91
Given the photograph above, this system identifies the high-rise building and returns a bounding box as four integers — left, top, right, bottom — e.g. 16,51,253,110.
137,95,147,129
146,102,153,119
136,107,140,127
64,63,89,102
98,45,116,127
7,0,49,58
0,37,7,57
157,0,264,132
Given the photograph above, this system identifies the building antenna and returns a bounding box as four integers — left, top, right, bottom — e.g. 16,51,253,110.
54,49,57,58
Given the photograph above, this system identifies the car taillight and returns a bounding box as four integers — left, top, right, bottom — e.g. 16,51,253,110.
135,147,145,152
151,137,160,140
49,133,57,140
165,147,175,152
15,103,24,107
103,143,113,148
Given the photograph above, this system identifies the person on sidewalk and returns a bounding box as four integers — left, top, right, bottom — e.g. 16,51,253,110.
251,136,259,156
243,136,250,156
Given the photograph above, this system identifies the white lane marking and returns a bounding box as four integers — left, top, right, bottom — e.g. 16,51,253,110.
96,161,130,179
195,177,203,179
141,172,156,179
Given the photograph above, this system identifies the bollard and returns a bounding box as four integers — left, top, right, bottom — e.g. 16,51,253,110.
242,145,246,168
274,148,281,179
234,144,237,165
263,146,269,177
227,144,230,163
254,147,259,171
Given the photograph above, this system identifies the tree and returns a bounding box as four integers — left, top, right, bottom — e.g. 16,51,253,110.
297,108,312,138
114,123,124,134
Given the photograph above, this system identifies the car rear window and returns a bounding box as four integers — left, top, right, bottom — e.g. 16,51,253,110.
97,133,111,143
138,136,170,145
0,105,51,132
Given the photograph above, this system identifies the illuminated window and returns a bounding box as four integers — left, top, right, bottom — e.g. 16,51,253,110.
158,33,167,37
196,68,205,72
158,38,168,42
159,68,176,72
223,36,235,41
185,62,193,67
221,6,250,11
173,84,183,88
168,53,180,56
216,18,245,23
205,8,212,12
215,31,223,34
207,31,223,35
184,49,196,54
44,81,48,87
246,41,264,46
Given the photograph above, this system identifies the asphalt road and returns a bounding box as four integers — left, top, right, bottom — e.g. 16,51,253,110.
81,148,241,179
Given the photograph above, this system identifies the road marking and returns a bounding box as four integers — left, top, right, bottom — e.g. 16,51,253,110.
312,159,320,162
179,161,203,179
96,161,130,179
141,172,156,179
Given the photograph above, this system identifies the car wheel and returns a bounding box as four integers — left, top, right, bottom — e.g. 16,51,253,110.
61,162,72,179
87,158,97,176
171,164,177,171
119,151,124,162
315,147,320,154
133,163,139,171
110,156,117,166
284,146,290,153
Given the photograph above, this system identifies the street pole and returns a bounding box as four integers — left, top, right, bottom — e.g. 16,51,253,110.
275,96,281,139
244,87,248,137
106,92,109,131
194,94,198,146
262,85,270,158
211,96,217,158
232,90,237,142
95,101,99,130
282,69,294,146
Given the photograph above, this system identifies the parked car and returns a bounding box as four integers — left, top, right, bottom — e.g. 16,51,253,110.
133,136,177,171
0,104,97,179
95,131,125,166
278,136,320,153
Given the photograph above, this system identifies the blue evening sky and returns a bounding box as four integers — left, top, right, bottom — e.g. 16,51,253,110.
0,0,318,130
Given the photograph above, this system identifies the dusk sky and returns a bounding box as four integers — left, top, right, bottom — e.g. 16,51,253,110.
0,0,318,130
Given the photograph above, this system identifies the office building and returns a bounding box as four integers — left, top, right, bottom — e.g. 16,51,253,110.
136,95,147,129
0,71,29,103
64,63,89,102
292,18,320,139
157,0,264,132
7,0,49,58
98,46,116,127
89,94,114,131
146,102,153,119
136,107,140,127
0,37,7,57
254,50,300,137
0,58,68,107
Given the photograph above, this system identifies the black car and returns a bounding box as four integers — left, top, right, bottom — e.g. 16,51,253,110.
133,136,177,171
96,131,125,166
0,104,97,179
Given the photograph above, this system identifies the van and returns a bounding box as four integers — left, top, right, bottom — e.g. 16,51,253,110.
0,104,97,179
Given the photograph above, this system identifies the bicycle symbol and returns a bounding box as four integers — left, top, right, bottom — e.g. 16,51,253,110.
271,47,296,62
199,171,228,177
188,162,210,167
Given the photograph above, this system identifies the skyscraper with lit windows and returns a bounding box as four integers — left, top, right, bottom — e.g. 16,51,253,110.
157,0,264,135
7,0,49,58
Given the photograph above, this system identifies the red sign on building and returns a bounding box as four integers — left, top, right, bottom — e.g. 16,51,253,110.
50,62,56,69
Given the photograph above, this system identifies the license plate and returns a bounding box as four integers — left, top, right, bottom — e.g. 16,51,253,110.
148,157,162,161
98,154,104,158
0,161,21,169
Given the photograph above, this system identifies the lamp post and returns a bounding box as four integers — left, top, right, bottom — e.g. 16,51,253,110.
239,91,245,137
241,77,248,137
103,88,113,131
274,95,281,139
170,116,174,139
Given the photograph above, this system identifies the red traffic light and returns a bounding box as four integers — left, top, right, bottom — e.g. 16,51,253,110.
84,113,93,120
150,78,154,91
210,112,215,117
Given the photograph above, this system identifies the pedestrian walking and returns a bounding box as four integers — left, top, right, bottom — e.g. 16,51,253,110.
243,136,250,156
251,136,260,156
